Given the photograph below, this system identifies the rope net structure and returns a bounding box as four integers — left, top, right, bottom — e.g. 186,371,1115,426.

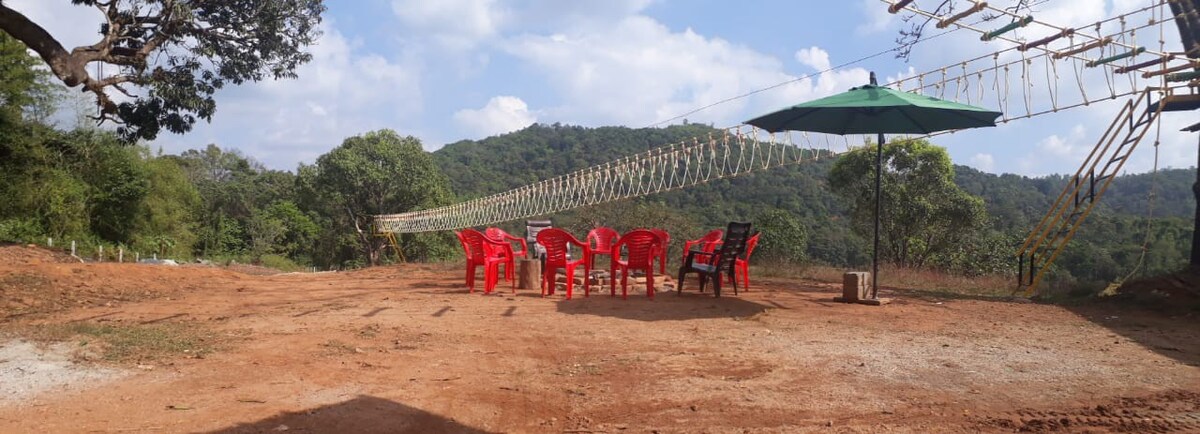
375,128,847,233
883,0,1196,126
376,0,1196,234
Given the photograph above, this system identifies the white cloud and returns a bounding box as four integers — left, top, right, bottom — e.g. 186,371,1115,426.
391,0,507,50
795,47,831,71
503,16,870,128
156,23,424,168
971,153,996,172
454,96,537,138
856,0,895,34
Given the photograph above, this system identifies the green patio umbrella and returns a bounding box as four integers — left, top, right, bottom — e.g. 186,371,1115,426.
746,72,1001,300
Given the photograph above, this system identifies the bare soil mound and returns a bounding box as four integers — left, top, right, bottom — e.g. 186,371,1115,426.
1116,268,1200,310
0,244,79,265
0,246,250,320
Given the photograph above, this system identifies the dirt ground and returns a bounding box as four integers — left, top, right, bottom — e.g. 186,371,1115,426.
1,245,1198,433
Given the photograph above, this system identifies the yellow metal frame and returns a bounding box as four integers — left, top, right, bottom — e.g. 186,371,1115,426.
376,230,407,263
1017,87,1166,294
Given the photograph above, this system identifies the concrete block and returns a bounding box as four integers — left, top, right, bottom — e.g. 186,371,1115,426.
841,272,870,302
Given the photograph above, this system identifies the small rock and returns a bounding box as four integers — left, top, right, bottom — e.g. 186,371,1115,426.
273,424,289,431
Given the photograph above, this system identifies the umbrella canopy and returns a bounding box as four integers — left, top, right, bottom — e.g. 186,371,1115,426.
746,84,1002,134
745,74,1001,303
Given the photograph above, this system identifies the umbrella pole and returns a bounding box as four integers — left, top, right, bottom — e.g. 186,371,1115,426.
872,133,884,299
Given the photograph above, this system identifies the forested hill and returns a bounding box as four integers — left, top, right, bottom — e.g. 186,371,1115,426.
434,123,1195,224
434,123,1194,283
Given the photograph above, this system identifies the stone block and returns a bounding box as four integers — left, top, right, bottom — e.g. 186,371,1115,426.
841,272,870,302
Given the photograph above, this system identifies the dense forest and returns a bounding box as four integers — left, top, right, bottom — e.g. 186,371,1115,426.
0,31,1194,290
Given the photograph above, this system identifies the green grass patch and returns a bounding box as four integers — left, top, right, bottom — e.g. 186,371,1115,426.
22,321,221,363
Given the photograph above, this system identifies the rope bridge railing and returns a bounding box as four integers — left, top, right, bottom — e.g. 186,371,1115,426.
374,127,847,233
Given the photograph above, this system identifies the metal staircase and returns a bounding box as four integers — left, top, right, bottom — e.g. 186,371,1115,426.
1016,88,1166,294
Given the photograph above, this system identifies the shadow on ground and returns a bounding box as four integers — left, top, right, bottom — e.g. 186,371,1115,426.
1061,301,1200,368
207,395,494,434
554,289,770,321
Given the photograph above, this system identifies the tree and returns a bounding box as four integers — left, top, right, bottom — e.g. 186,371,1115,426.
0,32,58,122
829,139,987,268
304,130,453,266
0,0,326,142
132,155,200,257
751,209,808,265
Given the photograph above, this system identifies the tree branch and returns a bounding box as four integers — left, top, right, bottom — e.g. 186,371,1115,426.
0,3,89,86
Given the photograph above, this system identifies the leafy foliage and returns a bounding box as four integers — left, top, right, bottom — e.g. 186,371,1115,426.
752,209,808,264
301,130,455,266
0,0,326,141
830,139,988,268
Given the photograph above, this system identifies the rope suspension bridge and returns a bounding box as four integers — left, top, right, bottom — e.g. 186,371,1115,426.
376,0,1200,294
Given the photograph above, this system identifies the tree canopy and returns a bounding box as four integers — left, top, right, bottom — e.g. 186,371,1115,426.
0,0,325,142
301,130,454,266
829,139,988,268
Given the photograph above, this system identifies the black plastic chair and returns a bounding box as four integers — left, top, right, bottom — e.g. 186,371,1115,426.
525,219,553,260
676,221,752,297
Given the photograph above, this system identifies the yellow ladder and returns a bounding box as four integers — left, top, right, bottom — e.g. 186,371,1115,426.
376,230,407,263
1016,88,1164,294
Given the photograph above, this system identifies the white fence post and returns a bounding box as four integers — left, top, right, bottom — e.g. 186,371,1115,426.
47,237,53,247
98,245,103,262
118,248,123,263
71,240,76,257
135,252,140,263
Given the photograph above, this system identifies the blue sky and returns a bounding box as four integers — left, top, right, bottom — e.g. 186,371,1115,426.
9,0,1197,176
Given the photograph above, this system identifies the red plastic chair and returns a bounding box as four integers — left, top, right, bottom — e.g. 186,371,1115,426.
536,228,592,300
454,230,475,287
461,229,515,294
485,227,527,281
610,230,662,299
649,228,670,274
586,227,619,268
728,232,760,291
681,229,723,264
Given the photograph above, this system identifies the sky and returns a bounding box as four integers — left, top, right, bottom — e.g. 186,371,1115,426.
8,0,1198,176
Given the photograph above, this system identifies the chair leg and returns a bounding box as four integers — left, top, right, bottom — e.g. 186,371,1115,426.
699,273,707,293
565,264,575,300
742,263,750,291
466,264,475,293
676,268,686,294
621,269,628,300
646,267,655,299
610,266,617,297
540,268,547,297
583,263,592,297
726,268,737,295
713,273,722,298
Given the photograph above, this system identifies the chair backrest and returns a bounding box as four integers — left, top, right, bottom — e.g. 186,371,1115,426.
536,228,583,265
613,230,661,267
650,228,669,249
463,229,510,260
485,227,511,241
713,222,752,269
454,231,470,258
586,227,620,252
526,220,552,259
742,232,761,260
